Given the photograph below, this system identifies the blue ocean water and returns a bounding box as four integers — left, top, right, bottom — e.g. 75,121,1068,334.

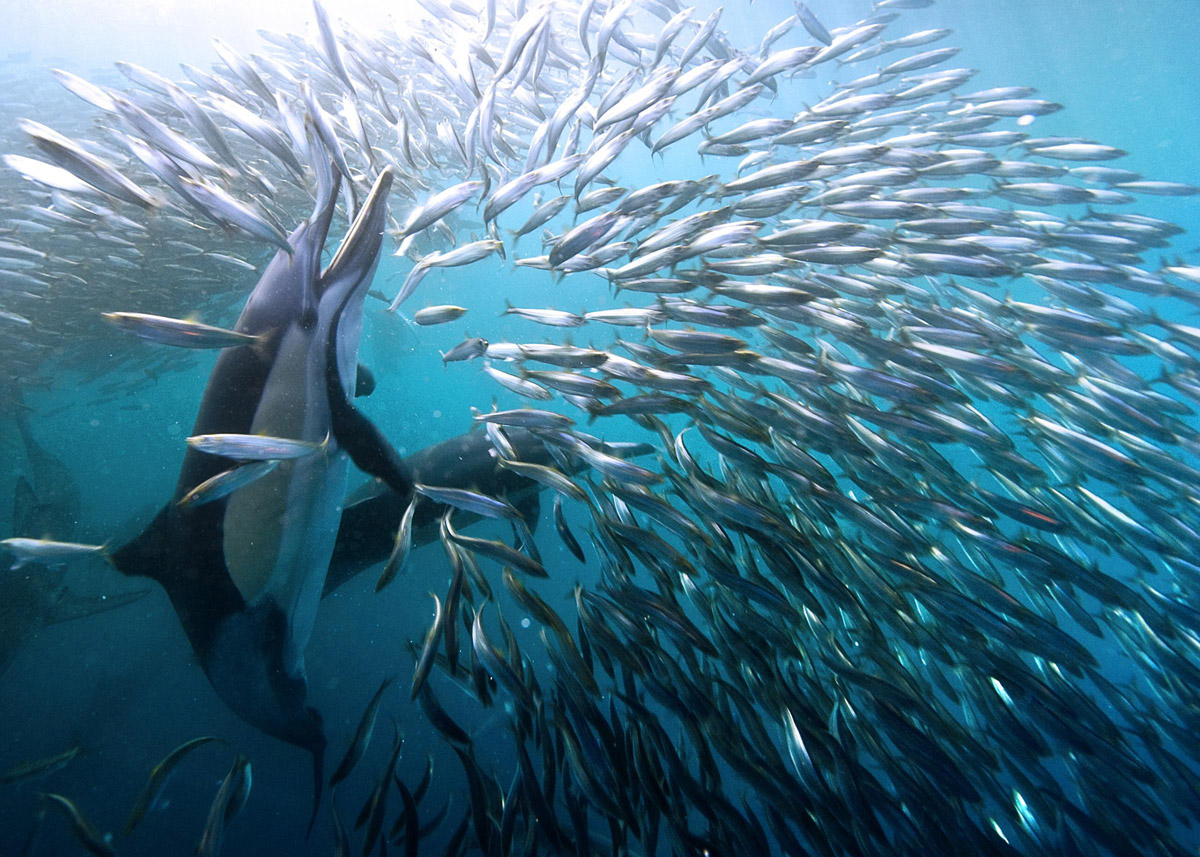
1,1,1199,855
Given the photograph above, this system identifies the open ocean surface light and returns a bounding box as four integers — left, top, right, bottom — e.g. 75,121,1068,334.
2,1,1200,855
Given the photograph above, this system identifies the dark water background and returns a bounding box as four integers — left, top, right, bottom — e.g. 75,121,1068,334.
2,1,1199,855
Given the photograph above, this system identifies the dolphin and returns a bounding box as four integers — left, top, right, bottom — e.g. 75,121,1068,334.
2,475,148,679
110,161,413,832
0,564,150,678
11,406,81,540
323,428,656,595
324,428,551,595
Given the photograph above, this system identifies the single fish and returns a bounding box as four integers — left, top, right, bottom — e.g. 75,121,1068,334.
473,408,576,430
102,313,262,350
554,494,586,563
482,363,553,401
184,432,329,461
0,745,81,785
359,724,403,857
413,305,468,326
328,676,395,789
177,461,280,509
2,538,107,569
124,737,224,836
443,512,547,578
396,181,484,244
441,337,489,364
497,457,588,502
375,500,416,593
195,754,252,857
40,793,116,857
414,484,524,520
794,2,833,45
410,593,444,701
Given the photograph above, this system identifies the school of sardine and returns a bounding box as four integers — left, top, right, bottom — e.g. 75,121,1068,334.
4,0,1200,854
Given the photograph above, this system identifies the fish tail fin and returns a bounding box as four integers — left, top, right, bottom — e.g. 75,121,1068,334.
391,311,418,333
250,327,279,362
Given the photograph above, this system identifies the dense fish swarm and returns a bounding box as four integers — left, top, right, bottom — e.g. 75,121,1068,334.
4,0,1200,854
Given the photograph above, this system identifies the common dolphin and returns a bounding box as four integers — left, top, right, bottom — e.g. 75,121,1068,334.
323,428,656,595
111,162,412,831
0,564,149,678
325,428,551,595
3,470,148,679
11,405,81,539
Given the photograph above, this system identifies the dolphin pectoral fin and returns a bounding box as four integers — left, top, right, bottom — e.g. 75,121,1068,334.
354,363,375,397
45,586,152,625
322,168,406,496
330,396,414,501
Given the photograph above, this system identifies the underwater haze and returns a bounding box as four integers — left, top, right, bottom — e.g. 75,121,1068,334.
3,1,1200,856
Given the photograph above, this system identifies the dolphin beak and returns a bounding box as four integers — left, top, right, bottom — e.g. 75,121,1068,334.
321,166,394,286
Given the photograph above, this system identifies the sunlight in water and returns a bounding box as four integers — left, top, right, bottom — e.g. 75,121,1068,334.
1,0,481,71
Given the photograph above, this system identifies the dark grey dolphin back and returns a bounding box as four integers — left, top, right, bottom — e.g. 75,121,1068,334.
108,161,405,839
